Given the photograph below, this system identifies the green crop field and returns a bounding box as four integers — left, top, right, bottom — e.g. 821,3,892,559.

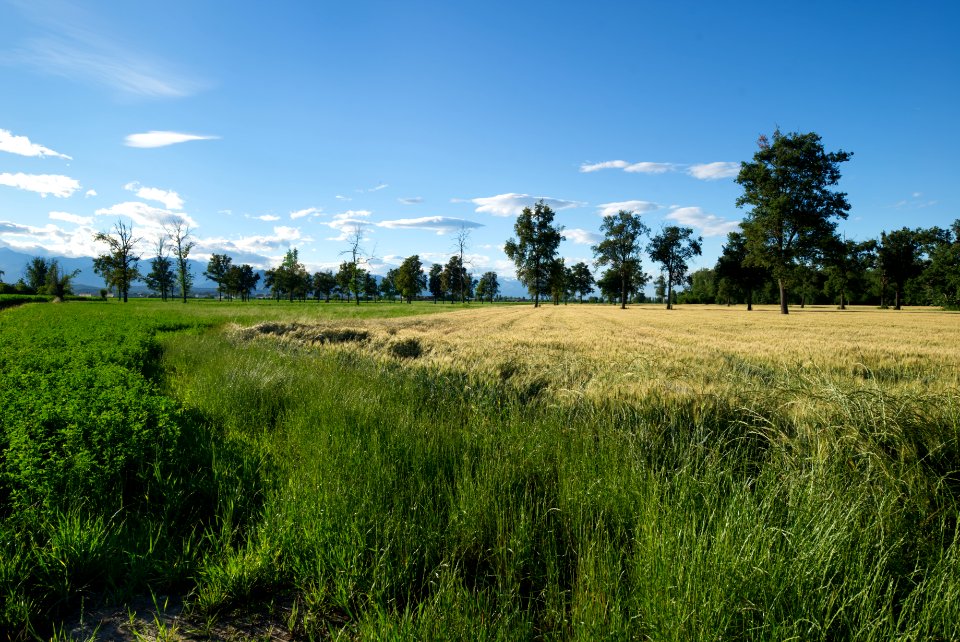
2,300,958,640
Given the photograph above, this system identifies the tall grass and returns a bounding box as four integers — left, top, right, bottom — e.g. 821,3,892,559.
161,328,960,640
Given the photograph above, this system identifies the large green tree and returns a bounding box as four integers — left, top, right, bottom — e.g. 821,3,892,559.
204,253,233,301
648,226,702,310
428,263,444,303
567,261,595,303
877,227,942,310
735,130,852,314
395,255,427,303
441,255,469,303
592,210,649,309
824,238,876,309
24,257,51,292
503,200,564,307
312,269,337,302
475,271,500,303
93,220,142,302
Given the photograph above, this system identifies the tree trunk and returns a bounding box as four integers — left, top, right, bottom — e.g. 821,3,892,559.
620,274,627,310
840,291,846,310
747,288,753,311
778,279,789,314
895,285,901,310
666,283,673,310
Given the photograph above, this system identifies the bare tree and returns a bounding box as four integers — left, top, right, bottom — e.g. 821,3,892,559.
339,225,374,306
453,226,472,303
167,221,196,303
93,220,142,303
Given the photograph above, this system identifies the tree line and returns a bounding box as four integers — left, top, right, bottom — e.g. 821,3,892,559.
10,129,953,311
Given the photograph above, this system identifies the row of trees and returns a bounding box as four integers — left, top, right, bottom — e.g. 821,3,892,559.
248,248,504,304
92,221,197,303
0,256,79,300
504,200,704,309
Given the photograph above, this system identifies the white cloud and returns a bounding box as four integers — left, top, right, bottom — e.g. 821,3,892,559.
194,226,309,268
377,216,484,235
624,162,676,174
579,160,630,173
665,206,740,237
251,214,280,222
565,228,602,245
596,200,661,217
123,181,184,209
335,194,351,201
471,193,585,217
49,211,93,225
398,196,423,205
0,220,102,258
326,210,373,241
85,189,97,197
124,131,218,148
0,172,80,198
0,128,71,159
290,207,322,220
371,183,389,191
687,162,740,180
95,201,196,229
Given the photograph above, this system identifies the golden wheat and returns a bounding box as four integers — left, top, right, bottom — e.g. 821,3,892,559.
234,304,960,406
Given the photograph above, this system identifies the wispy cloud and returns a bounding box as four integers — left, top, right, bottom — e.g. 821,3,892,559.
0,128,71,159
95,201,196,229
687,162,740,180
290,207,322,220
85,189,97,197
665,206,740,237
125,131,218,148
377,216,484,235
398,196,423,205
596,200,660,217
49,210,93,225
4,1,202,98
335,194,352,201
123,181,184,209
565,228,602,245
0,172,80,198
891,192,938,209
471,193,585,217
580,160,676,174
249,214,280,222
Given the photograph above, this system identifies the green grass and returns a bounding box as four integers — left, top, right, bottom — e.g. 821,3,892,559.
1,299,959,639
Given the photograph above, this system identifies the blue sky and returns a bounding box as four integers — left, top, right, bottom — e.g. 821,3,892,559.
1,0,957,281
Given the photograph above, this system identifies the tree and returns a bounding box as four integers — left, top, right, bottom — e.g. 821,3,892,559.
143,238,175,301
380,269,399,302
452,227,472,303
877,228,935,310
441,255,469,304
44,260,79,300
714,231,767,310
592,210,650,309
93,221,142,303
226,264,260,301
269,248,310,302
395,255,427,303
475,271,500,303
364,272,379,301
167,221,195,303
313,269,337,302
340,227,370,306
567,262,595,303
686,268,716,304
648,226,702,310
204,253,233,301
503,200,564,307
24,257,51,292
735,130,852,314
824,238,876,309
336,261,365,303
547,258,568,305
924,221,960,309
428,263,444,303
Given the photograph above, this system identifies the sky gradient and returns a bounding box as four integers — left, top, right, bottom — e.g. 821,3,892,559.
1,0,957,283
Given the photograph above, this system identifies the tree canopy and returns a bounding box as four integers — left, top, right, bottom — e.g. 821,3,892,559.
648,226,701,310
503,200,564,307
735,130,852,314
592,210,649,309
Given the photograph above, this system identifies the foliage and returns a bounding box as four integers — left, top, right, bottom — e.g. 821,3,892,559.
593,210,650,309
144,239,176,301
428,263,445,303
475,271,500,303
312,269,338,303
204,253,233,301
504,200,564,307
167,221,195,303
714,231,768,309
441,255,470,303
567,261,595,303
648,226,702,309
735,130,852,314
93,221,142,303
395,255,427,303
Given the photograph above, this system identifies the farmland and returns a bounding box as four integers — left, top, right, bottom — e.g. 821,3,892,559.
2,300,959,640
